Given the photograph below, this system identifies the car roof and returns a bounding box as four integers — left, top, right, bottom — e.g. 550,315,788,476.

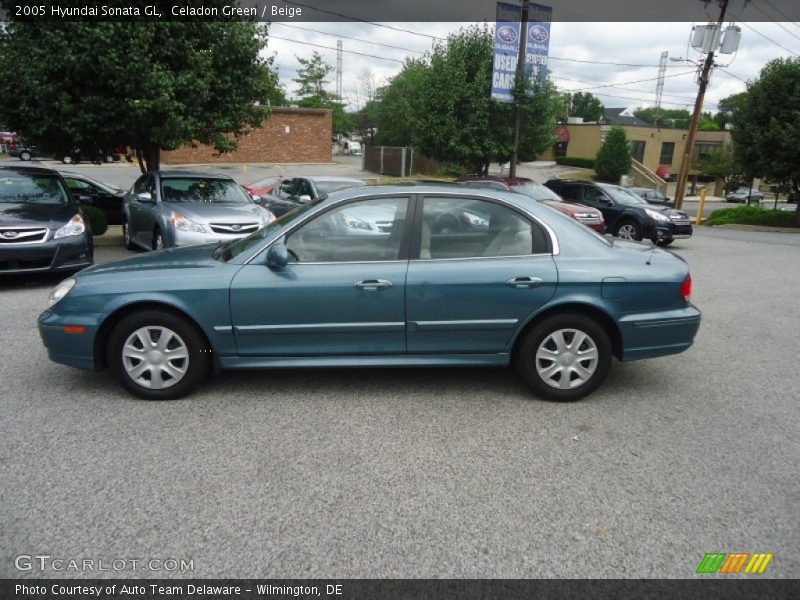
302,176,365,183
154,170,233,180
0,165,61,176
458,175,535,184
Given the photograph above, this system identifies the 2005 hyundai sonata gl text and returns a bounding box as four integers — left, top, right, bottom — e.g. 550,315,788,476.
38,185,701,401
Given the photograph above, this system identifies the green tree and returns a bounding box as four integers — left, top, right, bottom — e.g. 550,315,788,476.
730,57,800,222
594,126,632,183
372,59,428,147
694,145,738,186
0,11,282,172
634,107,692,128
402,25,561,174
698,112,721,131
713,93,746,130
568,92,604,122
293,51,335,102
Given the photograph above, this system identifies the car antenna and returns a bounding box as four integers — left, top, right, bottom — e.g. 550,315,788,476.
645,246,657,265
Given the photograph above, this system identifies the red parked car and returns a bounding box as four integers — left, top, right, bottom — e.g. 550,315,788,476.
242,175,285,199
455,175,606,233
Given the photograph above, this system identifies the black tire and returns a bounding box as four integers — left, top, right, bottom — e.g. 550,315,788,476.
656,239,674,247
19,150,32,161
615,219,643,241
107,310,211,400
152,228,164,251
514,313,612,402
122,218,136,250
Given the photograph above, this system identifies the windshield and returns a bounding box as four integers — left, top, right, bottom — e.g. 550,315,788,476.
599,184,648,206
161,177,251,204
512,182,563,202
220,198,325,261
0,173,69,205
313,179,365,195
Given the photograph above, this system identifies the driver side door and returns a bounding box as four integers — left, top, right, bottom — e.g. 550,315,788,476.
229,195,412,357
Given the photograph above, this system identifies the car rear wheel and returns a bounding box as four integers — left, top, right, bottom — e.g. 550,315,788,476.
615,220,642,241
19,150,31,161
515,313,612,402
656,239,674,247
107,310,211,400
62,156,73,164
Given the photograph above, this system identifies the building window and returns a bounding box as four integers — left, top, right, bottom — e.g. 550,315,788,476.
694,142,723,160
659,142,675,166
630,140,646,163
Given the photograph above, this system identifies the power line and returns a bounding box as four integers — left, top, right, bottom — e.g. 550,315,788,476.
273,22,425,55
570,89,712,108
281,1,447,41
555,76,700,102
762,0,800,31
749,2,800,42
548,55,686,68
733,16,800,56
716,67,748,83
555,70,697,93
267,34,405,63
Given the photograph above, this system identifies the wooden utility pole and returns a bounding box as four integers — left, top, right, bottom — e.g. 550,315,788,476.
674,0,729,210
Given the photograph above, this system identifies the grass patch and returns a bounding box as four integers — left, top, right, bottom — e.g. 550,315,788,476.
705,204,798,228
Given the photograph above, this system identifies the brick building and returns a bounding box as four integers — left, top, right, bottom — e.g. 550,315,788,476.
162,106,332,165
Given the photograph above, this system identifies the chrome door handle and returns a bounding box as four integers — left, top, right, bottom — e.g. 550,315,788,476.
506,276,544,289
354,279,392,291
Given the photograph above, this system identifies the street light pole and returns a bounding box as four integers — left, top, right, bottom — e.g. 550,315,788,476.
674,0,729,210
509,0,529,179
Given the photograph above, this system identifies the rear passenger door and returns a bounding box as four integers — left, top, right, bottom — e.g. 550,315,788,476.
406,194,557,355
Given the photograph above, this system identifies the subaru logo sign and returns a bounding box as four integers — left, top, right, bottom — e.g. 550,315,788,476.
231,224,242,232
529,25,549,42
497,26,518,43
1,231,19,239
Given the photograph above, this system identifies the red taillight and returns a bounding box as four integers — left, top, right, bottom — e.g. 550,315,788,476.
680,275,692,301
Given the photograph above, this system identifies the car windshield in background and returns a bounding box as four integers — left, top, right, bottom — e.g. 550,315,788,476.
313,179,365,195
220,198,325,261
161,178,250,204
0,173,69,205
512,182,563,202
599,184,648,206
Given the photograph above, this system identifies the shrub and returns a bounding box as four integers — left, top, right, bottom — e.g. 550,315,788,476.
704,205,797,228
555,156,595,169
435,164,463,178
80,204,108,236
594,126,632,183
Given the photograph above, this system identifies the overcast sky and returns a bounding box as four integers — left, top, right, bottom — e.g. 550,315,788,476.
262,19,800,114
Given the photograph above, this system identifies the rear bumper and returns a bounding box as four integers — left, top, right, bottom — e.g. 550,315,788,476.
618,304,701,361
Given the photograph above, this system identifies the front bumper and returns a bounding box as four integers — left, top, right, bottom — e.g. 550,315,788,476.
655,221,693,241
38,308,103,370
168,228,254,248
618,304,701,361
0,235,93,275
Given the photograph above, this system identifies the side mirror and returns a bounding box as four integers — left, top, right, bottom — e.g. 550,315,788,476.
250,194,262,203
136,192,154,203
266,240,289,269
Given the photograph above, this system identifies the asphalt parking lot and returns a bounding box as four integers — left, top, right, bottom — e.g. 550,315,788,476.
1,220,799,578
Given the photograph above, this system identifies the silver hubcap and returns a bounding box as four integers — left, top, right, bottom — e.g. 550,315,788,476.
155,234,163,250
122,326,189,390
535,328,599,390
617,224,637,240
123,222,129,244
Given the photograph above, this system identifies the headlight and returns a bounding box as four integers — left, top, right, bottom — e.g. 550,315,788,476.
54,215,86,239
645,208,670,222
339,213,372,230
170,211,205,232
48,278,76,307
463,211,489,227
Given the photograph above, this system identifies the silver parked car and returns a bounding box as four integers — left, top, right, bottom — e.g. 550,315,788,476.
725,186,764,204
122,171,275,250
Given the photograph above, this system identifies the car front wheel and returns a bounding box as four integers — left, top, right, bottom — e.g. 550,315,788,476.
515,313,612,402
122,219,136,250
615,220,642,241
19,150,31,161
107,310,211,400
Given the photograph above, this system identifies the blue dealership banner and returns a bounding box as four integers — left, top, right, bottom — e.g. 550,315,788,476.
491,2,552,103
526,3,552,82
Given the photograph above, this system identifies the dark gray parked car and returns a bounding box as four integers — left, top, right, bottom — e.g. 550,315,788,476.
726,186,763,204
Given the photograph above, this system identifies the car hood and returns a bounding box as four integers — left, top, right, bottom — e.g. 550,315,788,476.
162,201,266,223
644,204,688,219
79,244,221,277
0,202,78,229
542,200,601,216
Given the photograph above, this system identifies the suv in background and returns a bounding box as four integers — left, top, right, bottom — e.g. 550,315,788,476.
545,179,692,246
456,175,605,233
